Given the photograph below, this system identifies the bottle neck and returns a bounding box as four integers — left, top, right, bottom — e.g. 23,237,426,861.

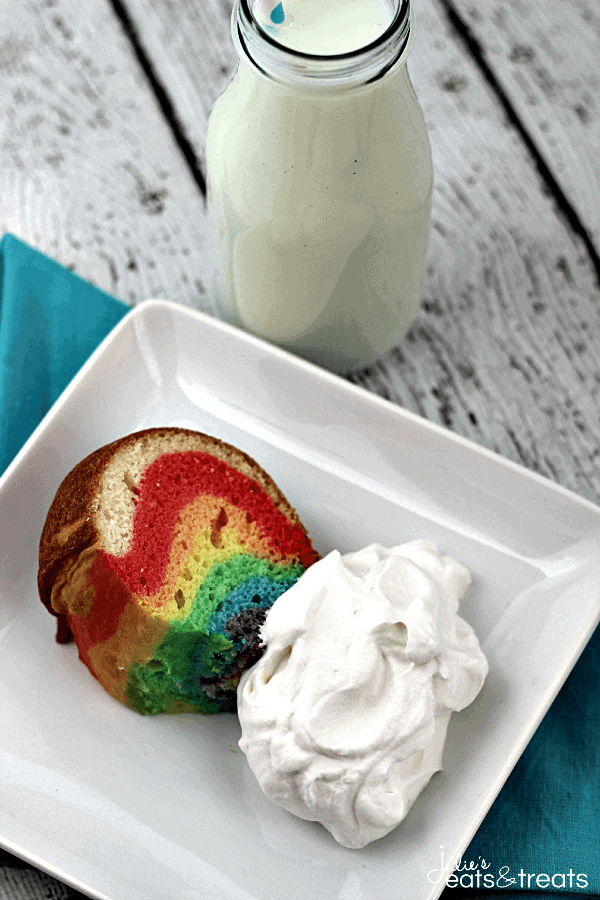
233,0,413,95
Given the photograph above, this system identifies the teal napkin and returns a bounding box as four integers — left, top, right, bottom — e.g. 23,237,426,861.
0,233,129,475
444,623,600,898
0,234,598,897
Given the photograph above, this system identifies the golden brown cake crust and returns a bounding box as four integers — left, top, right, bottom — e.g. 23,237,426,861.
38,440,114,642
38,427,313,643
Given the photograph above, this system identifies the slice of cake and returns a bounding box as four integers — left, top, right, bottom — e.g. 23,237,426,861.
38,427,319,714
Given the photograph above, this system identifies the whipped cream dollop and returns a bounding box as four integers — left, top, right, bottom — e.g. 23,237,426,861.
237,541,488,849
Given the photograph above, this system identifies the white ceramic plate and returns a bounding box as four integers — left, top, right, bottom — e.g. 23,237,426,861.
1,299,600,900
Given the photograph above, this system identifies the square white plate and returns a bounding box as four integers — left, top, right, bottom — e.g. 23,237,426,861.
1,299,600,900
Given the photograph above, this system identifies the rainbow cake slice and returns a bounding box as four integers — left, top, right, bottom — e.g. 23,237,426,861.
38,427,319,714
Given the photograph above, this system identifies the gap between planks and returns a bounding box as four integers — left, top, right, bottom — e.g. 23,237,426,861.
438,0,600,288
108,0,207,199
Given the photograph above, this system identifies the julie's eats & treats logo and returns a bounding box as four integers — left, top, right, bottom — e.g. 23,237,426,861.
426,847,589,891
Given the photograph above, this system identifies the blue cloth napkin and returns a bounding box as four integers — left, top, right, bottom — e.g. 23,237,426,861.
0,234,598,898
0,233,129,475
448,623,600,897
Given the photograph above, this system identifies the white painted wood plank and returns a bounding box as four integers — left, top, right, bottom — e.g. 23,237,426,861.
0,0,214,311
447,0,600,249
121,0,600,504
113,0,236,173
359,2,600,504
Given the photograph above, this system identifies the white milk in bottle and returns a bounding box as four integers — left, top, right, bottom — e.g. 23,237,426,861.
206,0,433,372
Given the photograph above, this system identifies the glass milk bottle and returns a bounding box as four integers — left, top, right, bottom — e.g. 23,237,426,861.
206,0,433,373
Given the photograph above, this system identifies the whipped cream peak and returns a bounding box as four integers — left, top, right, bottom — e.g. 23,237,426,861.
238,540,488,848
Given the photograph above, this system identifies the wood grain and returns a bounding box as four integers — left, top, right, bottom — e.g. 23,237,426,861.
107,0,236,175
446,0,600,252
350,0,600,506
0,0,214,311
119,0,600,505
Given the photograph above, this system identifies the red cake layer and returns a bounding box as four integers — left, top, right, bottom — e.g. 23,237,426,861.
106,451,316,594
68,554,132,672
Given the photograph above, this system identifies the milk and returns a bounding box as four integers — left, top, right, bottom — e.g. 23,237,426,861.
206,0,433,372
269,0,392,55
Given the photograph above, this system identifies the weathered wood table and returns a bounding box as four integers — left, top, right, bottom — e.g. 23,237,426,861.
1,1,599,898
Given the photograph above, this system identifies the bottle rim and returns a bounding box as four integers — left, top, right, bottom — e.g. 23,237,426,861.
233,0,413,92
